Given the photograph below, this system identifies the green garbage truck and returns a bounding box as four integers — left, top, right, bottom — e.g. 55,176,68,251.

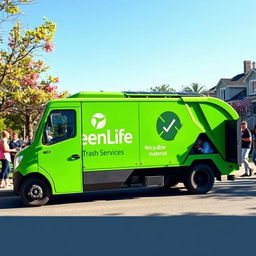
13,91,241,206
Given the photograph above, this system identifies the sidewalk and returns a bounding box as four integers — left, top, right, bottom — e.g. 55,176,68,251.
227,165,256,179
0,179,15,197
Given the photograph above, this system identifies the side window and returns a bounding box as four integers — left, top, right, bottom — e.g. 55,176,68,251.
42,110,76,145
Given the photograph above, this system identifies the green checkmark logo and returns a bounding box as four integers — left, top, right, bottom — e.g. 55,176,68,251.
156,111,182,141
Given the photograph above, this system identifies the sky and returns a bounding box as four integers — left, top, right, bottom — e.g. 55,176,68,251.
15,0,256,94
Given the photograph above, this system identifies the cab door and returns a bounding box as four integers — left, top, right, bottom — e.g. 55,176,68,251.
38,106,83,194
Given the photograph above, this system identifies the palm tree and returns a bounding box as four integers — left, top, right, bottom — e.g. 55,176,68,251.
182,83,205,93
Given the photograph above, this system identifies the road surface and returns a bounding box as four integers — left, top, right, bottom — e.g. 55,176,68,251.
0,174,255,216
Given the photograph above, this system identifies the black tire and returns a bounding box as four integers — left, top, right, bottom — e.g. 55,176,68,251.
184,164,215,194
20,177,50,207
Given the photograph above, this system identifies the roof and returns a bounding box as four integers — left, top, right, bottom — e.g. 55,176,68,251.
69,91,204,99
50,95,239,119
243,68,256,82
219,72,247,87
227,89,246,101
209,86,216,91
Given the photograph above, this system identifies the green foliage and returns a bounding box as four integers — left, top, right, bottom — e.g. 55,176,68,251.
1,112,24,135
0,1,32,19
182,83,205,93
0,118,6,132
150,84,176,92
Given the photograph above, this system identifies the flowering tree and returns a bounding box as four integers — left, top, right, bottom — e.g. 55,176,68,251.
0,19,56,110
228,99,253,119
7,56,68,138
1,54,69,138
0,1,68,138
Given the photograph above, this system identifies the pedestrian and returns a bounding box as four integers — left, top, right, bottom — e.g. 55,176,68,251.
22,135,31,148
0,130,16,188
241,121,253,177
252,125,256,167
9,133,22,164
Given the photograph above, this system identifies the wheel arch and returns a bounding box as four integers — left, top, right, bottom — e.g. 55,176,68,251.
17,173,53,195
189,159,222,181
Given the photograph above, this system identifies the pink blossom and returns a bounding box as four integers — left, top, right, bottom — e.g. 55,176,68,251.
31,96,38,102
44,84,54,93
5,101,13,107
44,42,54,53
8,37,16,48
21,80,28,86
30,73,39,80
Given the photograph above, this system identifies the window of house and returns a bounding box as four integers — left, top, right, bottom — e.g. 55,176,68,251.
220,89,226,100
253,102,256,115
249,81,256,94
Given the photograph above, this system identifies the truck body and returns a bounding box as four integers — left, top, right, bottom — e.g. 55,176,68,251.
13,92,241,206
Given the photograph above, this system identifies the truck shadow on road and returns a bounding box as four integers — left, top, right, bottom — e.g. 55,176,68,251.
0,186,196,209
0,177,255,210
0,187,190,210
48,177,256,207
49,187,189,206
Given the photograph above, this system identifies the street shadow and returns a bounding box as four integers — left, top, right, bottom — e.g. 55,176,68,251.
0,186,190,210
199,177,256,200
48,186,189,206
0,177,255,210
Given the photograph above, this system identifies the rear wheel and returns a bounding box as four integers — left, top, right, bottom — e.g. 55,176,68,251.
20,177,50,207
184,164,215,194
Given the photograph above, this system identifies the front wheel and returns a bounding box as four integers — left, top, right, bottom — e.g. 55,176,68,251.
20,177,50,207
184,164,215,194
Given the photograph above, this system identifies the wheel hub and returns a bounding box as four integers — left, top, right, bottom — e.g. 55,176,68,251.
194,171,208,187
28,185,43,200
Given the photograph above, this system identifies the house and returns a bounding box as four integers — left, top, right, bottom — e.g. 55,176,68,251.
215,60,256,128
202,86,217,97
215,61,250,101
243,65,256,114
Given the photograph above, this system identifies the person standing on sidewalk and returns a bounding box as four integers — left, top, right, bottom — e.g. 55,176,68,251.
241,121,253,177
9,133,22,165
0,130,16,188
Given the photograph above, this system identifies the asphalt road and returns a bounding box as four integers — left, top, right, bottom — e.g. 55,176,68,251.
0,175,256,216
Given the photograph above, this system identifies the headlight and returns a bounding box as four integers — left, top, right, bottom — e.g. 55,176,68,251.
14,155,23,169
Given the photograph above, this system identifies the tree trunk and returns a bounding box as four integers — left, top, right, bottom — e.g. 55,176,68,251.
25,114,33,140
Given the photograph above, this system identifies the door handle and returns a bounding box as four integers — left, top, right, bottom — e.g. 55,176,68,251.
43,150,52,154
71,154,80,160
